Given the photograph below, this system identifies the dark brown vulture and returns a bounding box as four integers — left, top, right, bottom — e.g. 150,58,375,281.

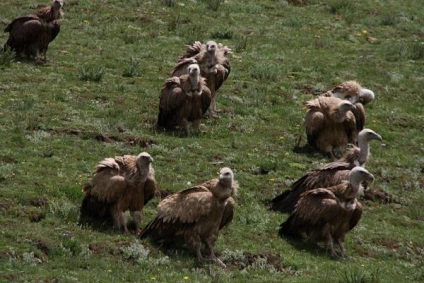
323,80,375,105
80,152,158,234
140,167,238,267
270,129,382,213
305,96,365,159
3,0,64,63
279,166,374,259
171,40,231,117
158,63,212,134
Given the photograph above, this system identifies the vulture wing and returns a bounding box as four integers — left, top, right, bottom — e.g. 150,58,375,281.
342,111,359,144
279,188,340,237
157,77,186,128
171,58,198,77
200,84,212,114
352,102,366,132
305,101,326,147
157,188,214,224
5,17,45,47
179,41,204,59
349,201,363,231
270,161,351,213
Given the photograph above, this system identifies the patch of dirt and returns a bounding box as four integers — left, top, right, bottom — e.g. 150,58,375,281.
223,251,285,272
363,189,392,204
28,197,49,208
48,128,157,147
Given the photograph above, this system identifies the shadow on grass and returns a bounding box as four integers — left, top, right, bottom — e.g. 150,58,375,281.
282,235,332,259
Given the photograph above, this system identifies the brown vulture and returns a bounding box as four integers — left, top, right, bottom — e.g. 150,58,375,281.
270,129,382,213
305,96,365,159
323,80,375,105
3,0,64,63
171,40,231,117
279,166,374,259
80,152,158,234
158,63,212,134
140,167,238,267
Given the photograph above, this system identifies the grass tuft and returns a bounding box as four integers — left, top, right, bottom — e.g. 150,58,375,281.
79,66,105,82
122,56,140,78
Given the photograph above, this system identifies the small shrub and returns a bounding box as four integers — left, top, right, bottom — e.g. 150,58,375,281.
163,0,175,7
210,30,233,40
79,66,105,82
233,35,248,52
328,0,355,15
48,197,79,222
120,241,150,264
202,0,224,11
0,47,15,67
122,56,140,78
380,13,398,26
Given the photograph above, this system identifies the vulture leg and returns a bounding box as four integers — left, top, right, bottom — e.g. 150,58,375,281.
336,237,348,258
131,210,142,235
205,238,226,268
112,206,128,234
192,119,201,133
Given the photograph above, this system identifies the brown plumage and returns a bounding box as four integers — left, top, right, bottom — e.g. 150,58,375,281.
158,63,212,134
171,40,231,117
279,167,374,258
305,96,365,159
323,80,375,105
80,152,157,234
3,0,63,63
140,167,237,267
270,129,382,213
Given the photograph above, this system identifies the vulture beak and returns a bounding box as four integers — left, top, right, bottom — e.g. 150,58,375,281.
366,173,375,183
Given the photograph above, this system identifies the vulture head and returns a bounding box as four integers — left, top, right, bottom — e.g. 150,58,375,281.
188,63,200,78
349,167,374,193
358,129,382,143
206,41,218,55
356,128,382,165
358,88,375,105
331,80,375,105
53,0,64,9
335,100,355,121
136,152,153,169
216,167,235,199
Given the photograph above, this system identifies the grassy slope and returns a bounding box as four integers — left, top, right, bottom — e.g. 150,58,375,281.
0,0,423,282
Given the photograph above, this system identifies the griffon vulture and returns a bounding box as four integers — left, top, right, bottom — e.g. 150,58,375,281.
171,40,231,117
158,64,212,134
279,167,374,259
140,167,237,267
305,96,365,159
270,129,382,213
3,0,64,63
323,80,375,105
80,152,157,234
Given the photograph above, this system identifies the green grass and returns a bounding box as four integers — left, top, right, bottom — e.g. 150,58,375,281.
0,0,423,282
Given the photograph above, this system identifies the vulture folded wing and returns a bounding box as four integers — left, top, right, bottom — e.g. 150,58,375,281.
220,197,235,229
6,18,44,45
342,111,360,144
171,58,198,77
90,173,129,203
157,188,214,224
200,85,212,114
352,102,366,132
305,105,325,147
158,77,187,127
143,177,158,205
180,41,204,59
349,201,363,231
294,189,340,225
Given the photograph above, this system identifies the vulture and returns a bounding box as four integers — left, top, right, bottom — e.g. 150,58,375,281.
270,129,382,213
171,40,231,117
140,167,238,267
158,63,212,134
323,80,375,105
305,96,365,159
3,0,64,63
80,152,158,234
279,167,375,259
